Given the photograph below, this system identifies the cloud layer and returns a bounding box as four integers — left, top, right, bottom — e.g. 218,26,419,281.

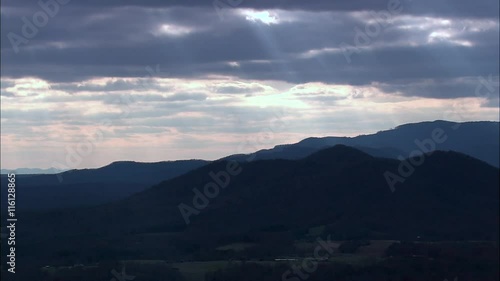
1,0,499,168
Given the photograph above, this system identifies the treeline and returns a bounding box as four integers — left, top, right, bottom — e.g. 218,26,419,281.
206,242,499,281
205,258,498,281
0,261,186,281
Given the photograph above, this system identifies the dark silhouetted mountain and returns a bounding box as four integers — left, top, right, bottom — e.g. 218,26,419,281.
225,121,499,167
4,120,497,212
21,146,499,264
0,160,208,210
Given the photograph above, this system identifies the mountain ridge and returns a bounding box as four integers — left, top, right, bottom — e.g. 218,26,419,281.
225,120,499,167
4,120,497,211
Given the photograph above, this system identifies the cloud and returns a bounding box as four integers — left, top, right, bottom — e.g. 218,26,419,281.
213,82,271,95
377,76,500,99
5,0,499,18
2,7,497,90
1,0,498,168
52,79,172,93
482,98,500,108
165,92,208,101
1,90,16,97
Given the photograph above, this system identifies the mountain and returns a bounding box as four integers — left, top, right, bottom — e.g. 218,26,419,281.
4,120,497,211
0,160,209,210
21,146,499,264
0,167,66,174
224,121,499,167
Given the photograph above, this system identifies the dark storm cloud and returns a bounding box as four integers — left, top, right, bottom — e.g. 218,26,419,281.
4,0,499,18
1,0,499,99
378,76,500,99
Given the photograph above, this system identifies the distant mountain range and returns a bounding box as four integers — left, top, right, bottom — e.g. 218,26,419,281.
2,120,497,211
20,145,499,265
0,160,208,210
225,120,499,167
0,167,66,174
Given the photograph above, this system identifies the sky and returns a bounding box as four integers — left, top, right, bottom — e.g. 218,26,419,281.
1,0,499,169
